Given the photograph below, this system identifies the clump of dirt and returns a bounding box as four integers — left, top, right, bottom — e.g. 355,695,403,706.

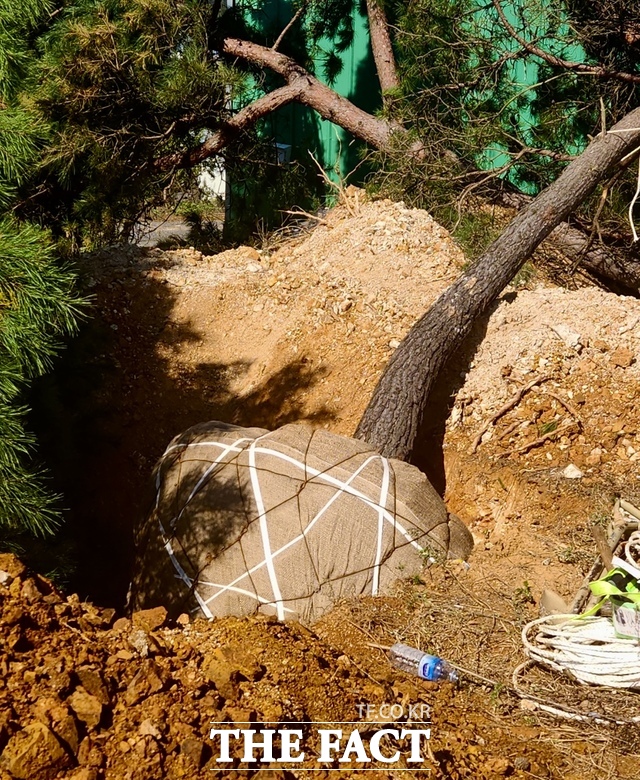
1,552,627,780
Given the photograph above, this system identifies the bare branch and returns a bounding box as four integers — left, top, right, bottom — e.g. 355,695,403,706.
222,37,404,150
272,2,308,52
492,0,640,85
154,83,305,171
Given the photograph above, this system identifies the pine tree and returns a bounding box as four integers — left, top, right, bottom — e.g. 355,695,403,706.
0,0,83,542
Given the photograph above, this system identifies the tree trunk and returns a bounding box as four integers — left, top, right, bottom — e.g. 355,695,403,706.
498,190,640,294
551,222,640,293
365,0,400,94
355,107,640,460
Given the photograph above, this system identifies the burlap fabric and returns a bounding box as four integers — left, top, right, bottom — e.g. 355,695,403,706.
131,421,473,624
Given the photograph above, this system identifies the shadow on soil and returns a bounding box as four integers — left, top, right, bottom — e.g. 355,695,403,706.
30,248,334,607
411,292,518,495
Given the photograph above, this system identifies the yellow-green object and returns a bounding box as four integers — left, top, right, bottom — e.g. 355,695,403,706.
588,568,640,639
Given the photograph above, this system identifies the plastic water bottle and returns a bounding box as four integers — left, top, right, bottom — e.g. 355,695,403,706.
388,643,458,683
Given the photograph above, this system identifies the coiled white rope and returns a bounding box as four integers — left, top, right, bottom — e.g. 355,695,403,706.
522,614,640,689
622,530,640,575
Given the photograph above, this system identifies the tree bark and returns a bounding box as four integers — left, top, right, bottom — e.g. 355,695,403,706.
222,38,401,149
355,106,640,460
551,223,640,293
365,0,400,94
498,190,640,294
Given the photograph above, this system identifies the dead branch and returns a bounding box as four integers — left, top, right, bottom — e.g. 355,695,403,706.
497,420,521,441
503,419,576,457
272,2,308,52
469,375,552,454
281,208,328,225
496,189,640,294
154,83,305,170
545,390,584,430
492,0,640,85
155,37,406,172
222,38,404,150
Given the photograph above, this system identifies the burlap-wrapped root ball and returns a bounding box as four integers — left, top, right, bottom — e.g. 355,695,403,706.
130,422,473,624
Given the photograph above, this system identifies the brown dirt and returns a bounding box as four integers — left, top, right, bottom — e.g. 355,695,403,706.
17,188,640,778
3,553,636,780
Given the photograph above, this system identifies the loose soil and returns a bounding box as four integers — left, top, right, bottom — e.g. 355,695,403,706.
13,188,640,779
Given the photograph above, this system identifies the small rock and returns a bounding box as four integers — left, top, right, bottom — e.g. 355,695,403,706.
76,668,109,705
563,464,584,479
513,757,531,771
0,722,70,779
176,613,190,627
77,737,104,768
586,448,602,466
128,628,150,657
0,554,26,579
124,660,165,706
82,607,116,629
225,707,256,726
131,606,167,633
20,579,42,603
68,688,103,729
114,649,135,661
610,346,635,368
180,738,205,768
203,645,264,700
388,339,401,349
551,324,582,351
483,757,511,775
0,570,11,586
34,699,79,755
69,769,99,780
138,719,162,739
240,246,261,262
112,617,131,632
593,339,609,352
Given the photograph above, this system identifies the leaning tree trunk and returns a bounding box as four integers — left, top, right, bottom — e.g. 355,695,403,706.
355,107,640,460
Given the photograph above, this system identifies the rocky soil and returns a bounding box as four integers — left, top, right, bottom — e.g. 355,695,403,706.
1,551,632,780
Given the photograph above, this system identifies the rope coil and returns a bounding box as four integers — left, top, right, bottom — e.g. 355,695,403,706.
522,614,640,689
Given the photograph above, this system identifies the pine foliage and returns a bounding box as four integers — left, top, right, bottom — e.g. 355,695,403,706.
375,0,640,216
0,0,83,541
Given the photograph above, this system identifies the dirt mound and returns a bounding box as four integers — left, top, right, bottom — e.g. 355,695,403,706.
0,552,623,780
73,192,640,604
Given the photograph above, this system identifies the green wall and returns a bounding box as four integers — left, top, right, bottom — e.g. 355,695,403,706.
248,0,380,179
